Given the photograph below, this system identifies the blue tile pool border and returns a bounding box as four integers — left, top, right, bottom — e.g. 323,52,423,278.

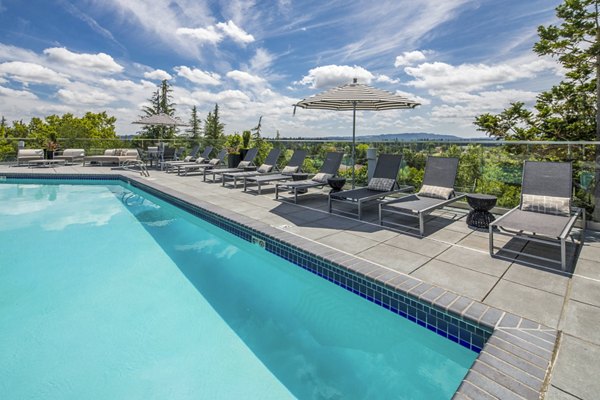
0,172,559,399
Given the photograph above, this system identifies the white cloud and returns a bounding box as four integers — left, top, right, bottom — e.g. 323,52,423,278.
226,70,265,86
250,48,275,72
44,47,123,74
143,69,172,80
375,74,400,84
394,50,430,67
404,60,556,91
395,90,430,106
0,61,70,85
216,20,255,44
57,87,115,105
0,85,38,99
298,65,374,88
176,20,254,47
175,26,223,45
175,66,221,85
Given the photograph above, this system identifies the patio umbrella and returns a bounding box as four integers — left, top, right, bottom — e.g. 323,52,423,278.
294,78,420,187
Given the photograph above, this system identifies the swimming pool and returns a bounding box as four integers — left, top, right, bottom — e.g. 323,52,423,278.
0,180,477,399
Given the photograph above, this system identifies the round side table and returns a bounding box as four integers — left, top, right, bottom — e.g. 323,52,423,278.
466,193,497,229
292,173,309,193
327,177,346,193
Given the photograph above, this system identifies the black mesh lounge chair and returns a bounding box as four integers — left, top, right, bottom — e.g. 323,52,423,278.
179,149,226,176
243,150,308,194
489,161,585,271
275,152,344,203
329,154,411,220
206,148,259,182
221,148,282,188
379,157,465,236
165,145,209,173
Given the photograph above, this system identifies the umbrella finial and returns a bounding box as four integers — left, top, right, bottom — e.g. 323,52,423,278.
353,78,358,84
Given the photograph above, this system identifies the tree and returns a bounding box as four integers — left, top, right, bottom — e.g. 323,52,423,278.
187,106,203,144
474,0,600,219
139,79,177,140
203,104,225,149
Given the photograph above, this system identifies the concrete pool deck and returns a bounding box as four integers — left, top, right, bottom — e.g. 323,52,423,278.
2,163,599,399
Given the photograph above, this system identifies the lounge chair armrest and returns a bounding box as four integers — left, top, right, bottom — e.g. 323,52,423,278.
379,188,417,205
489,206,520,227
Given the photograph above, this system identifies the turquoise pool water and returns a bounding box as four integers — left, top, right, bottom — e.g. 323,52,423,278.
0,180,477,399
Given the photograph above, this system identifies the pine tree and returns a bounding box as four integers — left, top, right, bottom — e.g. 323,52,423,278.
187,106,203,144
139,80,177,140
203,104,225,149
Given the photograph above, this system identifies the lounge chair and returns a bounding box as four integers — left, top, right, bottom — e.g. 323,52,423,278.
275,152,344,203
165,146,212,173
54,149,85,164
221,148,282,188
329,154,410,220
379,157,465,236
243,150,308,194
178,149,227,176
205,148,259,182
489,161,584,271
83,149,139,166
16,149,44,166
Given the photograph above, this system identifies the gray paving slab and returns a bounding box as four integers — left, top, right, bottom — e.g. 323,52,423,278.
317,231,380,255
503,264,570,296
545,385,581,400
551,334,600,400
356,243,430,274
411,259,498,300
560,300,600,346
484,280,564,328
383,234,451,257
574,258,600,280
569,276,600,306
437,245,512,277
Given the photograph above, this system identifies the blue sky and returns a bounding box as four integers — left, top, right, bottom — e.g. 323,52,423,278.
0,0,563,137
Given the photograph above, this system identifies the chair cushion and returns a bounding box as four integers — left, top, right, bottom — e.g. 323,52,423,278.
418,184,454,200
183,156,193,161
521,194,570,216
368,177,395,192
312,173,333,183
209,158,220,166
104,149,116,156
282,166,298,174
257,164,272,173
238,160,251,168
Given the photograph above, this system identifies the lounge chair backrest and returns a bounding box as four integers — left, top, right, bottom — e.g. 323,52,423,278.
286,149,307,169
521,161,572,200
187,145,200,158
371,154,403,181
215,149,227,160
163,147,176,158
262,148,282,167
18,149,44,157
242,148,258,162
319,152,344,175
199,146,213,159
423,157,459,189
62,149,85,157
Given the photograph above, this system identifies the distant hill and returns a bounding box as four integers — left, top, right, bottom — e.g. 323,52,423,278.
318,132,486,141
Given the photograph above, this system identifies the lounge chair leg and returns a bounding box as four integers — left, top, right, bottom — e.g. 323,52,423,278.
561,238,566,271
489,224,494,256
358,201,362,220
258,182,262,195
379,205,383,225
275,185,279,200
419,213,425,236
294,188,298,203
222,176,226,186
328,196,332,213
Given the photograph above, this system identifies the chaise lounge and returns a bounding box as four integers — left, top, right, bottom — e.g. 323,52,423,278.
54,149,85,164
379,156,464,236
205,148,258,182
489,161,585,271
242,150,308,194
16,149,44,166
83,149,139,166
221,148,282,188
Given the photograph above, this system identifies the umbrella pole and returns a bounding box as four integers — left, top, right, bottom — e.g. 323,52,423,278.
352,101,356,189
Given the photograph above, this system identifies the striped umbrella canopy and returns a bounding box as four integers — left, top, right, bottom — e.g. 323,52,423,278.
294,78,420,187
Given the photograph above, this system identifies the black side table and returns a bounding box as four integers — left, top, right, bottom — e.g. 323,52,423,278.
327,177,346,193
292,173,309,193
466,193,497,229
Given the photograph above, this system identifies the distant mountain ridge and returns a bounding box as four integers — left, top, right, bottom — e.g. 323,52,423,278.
317,132,487,141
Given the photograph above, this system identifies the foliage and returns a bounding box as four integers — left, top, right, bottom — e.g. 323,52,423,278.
203,104,226,150
187,105,203,144
242,130,251,148
139,79,177,140
224,133,242,154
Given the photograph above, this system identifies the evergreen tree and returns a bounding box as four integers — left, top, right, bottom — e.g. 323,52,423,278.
203,104,225,149
139,79,177,140
187,106,203,145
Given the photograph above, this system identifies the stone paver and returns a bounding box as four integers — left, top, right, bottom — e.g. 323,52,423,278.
551,335,600,400
560,300,600,345
356,243,430,274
